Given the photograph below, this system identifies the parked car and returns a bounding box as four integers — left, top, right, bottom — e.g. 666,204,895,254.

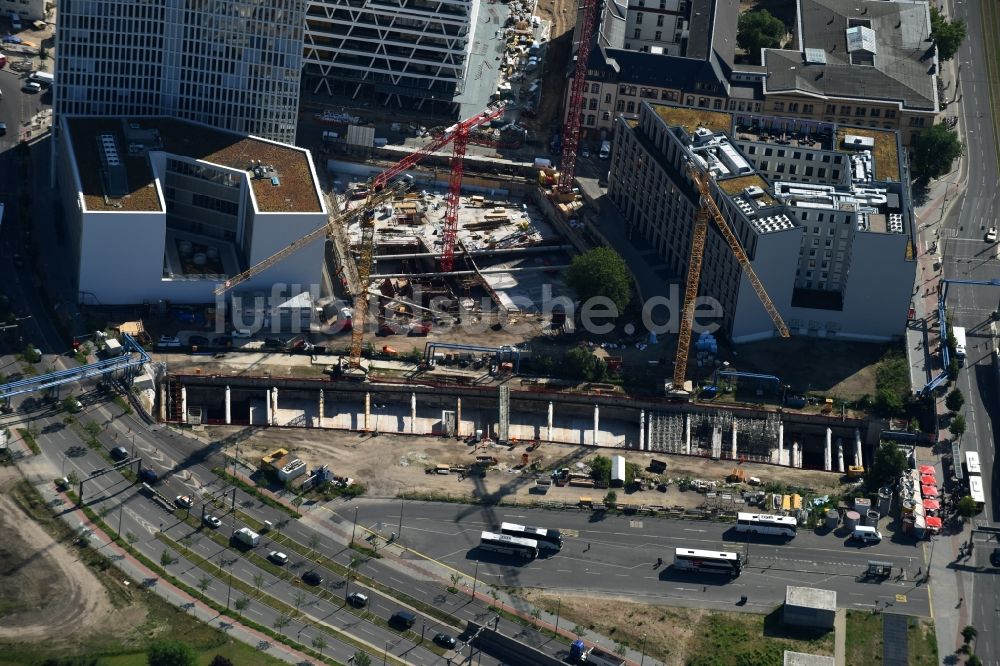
347,592,369,607
991,548,1000,567
302,570,324,586
138,468,157,484
110,446,130,462
268,551,289,565
987,227,998,243
175,495,193,509
433,633,457,649
389,610,416,630
22,81,41,93
202,514,222,528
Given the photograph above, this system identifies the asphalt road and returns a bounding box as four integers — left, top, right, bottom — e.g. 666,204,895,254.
943,0,1000,661
351,499,930,617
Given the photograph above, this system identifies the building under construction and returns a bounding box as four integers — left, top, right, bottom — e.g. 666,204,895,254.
608,102,916,342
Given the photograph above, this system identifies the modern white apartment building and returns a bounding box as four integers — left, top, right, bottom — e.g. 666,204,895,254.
57,116,327,305
54,0,305,144
302,0,478,115
608,102,916,342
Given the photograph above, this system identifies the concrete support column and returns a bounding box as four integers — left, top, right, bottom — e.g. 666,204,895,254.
224,386,231,425
364,392,371,431
180,386,188,424
264,389,272,426
837,438,845,473
684,414,692,455
547,401,554,442
824,427,832,471
270,387,279,426
317,390,325,428
731,421,738,460
854,428,863,467
456,397,462,437
593,404,600,447
778,423,785,466
639,410,645,451
159,383,167,422
410,392,417,433
792,441,801,468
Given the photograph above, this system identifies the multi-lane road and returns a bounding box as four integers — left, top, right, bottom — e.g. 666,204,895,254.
939,0,1000,661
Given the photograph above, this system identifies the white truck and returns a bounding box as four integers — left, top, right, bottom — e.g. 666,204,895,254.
953,326,967,361
233,527,260,548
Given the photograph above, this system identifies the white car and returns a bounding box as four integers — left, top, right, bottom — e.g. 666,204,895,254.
22,81,41,93
202,514,222,528
987,228,997,243
268,550,289,565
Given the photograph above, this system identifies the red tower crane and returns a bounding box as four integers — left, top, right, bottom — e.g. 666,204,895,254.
557,0,598,193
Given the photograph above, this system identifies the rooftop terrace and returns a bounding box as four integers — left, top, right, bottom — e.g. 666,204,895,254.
66,116,323,214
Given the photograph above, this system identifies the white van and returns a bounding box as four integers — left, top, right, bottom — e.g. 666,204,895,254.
29,71,54,86
852,526,882,544
952,326,967,361
599,140,611,159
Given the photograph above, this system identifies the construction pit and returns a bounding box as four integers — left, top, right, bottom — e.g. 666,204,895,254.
337,184,577,341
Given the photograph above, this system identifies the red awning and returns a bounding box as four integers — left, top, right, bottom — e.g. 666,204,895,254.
923,499,940,510
921,485,939,497
920,474,937,485
919,465,936,475
925,516,943,529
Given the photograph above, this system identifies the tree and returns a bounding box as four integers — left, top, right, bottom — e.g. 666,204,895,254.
962,625,978,643
253,573,265,596
957,495,980,517
912,122,963,180
615,642,628,657
930,6,967,61
208,657,234,666
196,576,212,593
449,572,463,593
572,624,587,638
565,247,632,313
273,615,291,635
590,455,612,485
945,388,965,413
311,635,328,657
737,10,785,61
233,596,250,617
968,655,983,666
160,549,176,566
308,532,322,560
868,441,907,489
564,346,607,382
293,590,308,613
147,638,196,666
950,414,967,438
351,652,372,666
604,490,618,506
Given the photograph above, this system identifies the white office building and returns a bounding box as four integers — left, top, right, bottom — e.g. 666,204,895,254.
57,116,328,305
54,0,305,144
303,0,478,115
608,102,916,342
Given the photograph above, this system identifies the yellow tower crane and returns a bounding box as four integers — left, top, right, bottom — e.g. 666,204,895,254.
672,163,790,392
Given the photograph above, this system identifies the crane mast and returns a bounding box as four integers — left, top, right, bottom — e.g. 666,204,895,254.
672,164,790,391
557,0,598,193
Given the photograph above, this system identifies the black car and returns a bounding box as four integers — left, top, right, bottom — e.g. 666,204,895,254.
302,570,323,586
263,338,284,350
138,468,157,484
389,610,416,630
110,446,130,461
0,122,6,136
433,633,456,649
991,548,1000,567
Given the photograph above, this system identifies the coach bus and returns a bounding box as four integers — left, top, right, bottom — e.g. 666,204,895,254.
500,522,563,551
479,531,538,559
734,512,797,538
965,451,982,477
968,474,986,509
673,548,743,576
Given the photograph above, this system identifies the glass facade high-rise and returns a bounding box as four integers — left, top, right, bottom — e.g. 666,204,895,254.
55,0,305,144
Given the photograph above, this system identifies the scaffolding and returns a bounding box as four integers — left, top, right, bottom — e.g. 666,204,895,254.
497,383,510,444
646,409,781,460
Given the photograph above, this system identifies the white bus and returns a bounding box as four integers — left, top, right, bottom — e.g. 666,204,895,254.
479,531,538,559
500,522,563,551
953,326,967,361
968,475,986,509
735,512,797,538
965,451,982,476
673,548,742,576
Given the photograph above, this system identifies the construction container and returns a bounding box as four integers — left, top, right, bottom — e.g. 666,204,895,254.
844,510,861,530
877,487,892,516
866,510,880,527
825,510,840,530
853,497,871,513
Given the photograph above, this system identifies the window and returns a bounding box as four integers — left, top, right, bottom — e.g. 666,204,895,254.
655,30,662,40
616,100,625,111
590,83,600,93
626,101,636,113
909,117,926,127
885,109,897,119
870,108,880,117
788,102,799,112
713,99,722,109
773,102,785,112
588,98,598,110
657,14,664,26
855,107,866,116
586,114,596,126
825,104,836,114
803,103,814,114
603,111,611,120
605,93,612,103
634,29,641,38
840,105,851,115
661,90,677,101
813,227,820,235
636,12,643,24
805,166,814,176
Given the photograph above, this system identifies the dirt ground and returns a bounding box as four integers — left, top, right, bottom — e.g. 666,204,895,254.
526,0,574,132
216,428,844,504
0,468,144,649
518,592,834,665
